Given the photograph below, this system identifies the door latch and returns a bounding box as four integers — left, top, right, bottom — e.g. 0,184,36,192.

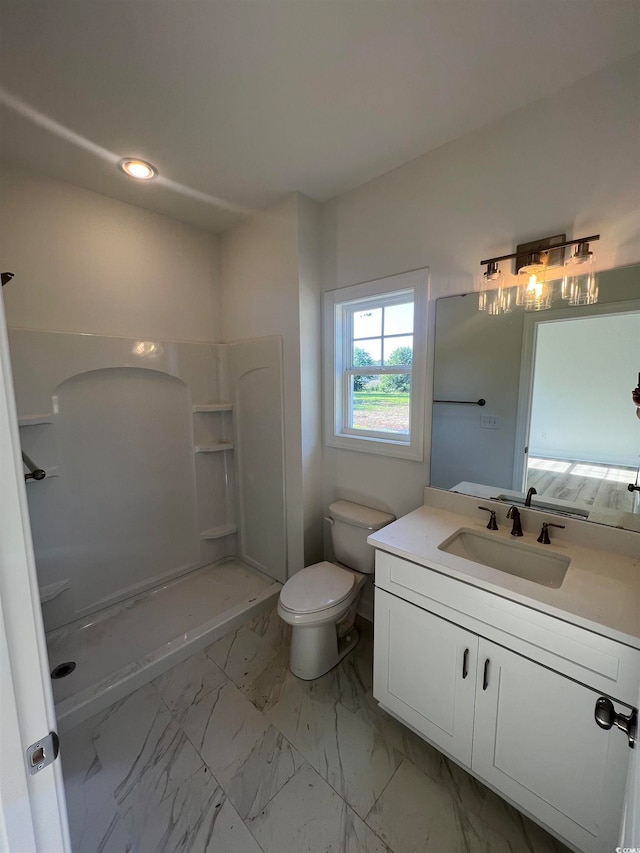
594,697,637,748
25,732,59,775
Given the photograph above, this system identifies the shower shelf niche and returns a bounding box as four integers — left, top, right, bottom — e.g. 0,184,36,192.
18,413,57,484
192,403,233,413
18,413,55,426
193,400,237,553
39,578,70,604
192,402,234,451
200,524,238,540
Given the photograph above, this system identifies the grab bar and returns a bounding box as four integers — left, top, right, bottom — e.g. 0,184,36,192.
22,451,46,481
433,398,486,406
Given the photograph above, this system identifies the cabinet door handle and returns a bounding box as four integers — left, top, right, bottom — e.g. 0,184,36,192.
482,658,490,690
594,697,638,748
462,648,469,679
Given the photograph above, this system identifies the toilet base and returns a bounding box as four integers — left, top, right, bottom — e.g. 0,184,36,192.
289,623,360,681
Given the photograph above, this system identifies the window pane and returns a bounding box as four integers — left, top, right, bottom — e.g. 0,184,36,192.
353,307,382,340
384,302,413,335
383,335,413,366
349,375,411,434
352,339,381,367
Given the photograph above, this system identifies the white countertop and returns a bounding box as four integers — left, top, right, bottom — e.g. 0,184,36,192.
368,489,640,649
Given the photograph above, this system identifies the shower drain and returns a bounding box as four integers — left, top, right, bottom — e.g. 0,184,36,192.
51,661,76,679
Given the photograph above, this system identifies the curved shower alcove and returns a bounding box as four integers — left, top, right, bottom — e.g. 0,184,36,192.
9,329,285,731
49,367,200,617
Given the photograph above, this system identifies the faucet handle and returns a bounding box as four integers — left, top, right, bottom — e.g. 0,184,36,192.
537,522,565,544
478,506,498,530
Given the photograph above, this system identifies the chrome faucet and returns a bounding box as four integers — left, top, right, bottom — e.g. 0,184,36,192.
525,487,537,507
506,505,523,536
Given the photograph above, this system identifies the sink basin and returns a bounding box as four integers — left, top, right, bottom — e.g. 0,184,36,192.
438,528,570,588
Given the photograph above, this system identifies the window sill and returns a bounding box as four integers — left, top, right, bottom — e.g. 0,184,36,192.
326,431,424,461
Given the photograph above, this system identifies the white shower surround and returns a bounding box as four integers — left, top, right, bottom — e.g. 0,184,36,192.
10,329,286,596
9,327,288,728
11,329,219,628
9,328,287,626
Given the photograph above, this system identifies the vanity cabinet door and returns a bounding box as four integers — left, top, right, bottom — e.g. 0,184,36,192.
374,589,478,767
472,639,630,853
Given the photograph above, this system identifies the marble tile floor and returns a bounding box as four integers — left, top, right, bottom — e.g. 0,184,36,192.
61,606,571,853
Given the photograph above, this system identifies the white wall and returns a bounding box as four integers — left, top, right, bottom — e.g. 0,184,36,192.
220,193,323,574
0,163,221,342
320,54,640,522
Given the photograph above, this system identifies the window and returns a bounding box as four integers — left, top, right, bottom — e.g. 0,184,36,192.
323,269,428,460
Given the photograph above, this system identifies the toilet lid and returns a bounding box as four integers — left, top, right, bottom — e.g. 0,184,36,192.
280,562,356,614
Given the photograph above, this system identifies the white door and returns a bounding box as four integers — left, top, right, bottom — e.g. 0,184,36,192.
374,589,477,766
0,292,70,852
472,639,630,853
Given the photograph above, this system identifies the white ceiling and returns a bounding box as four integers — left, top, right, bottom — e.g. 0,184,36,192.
1,1,638,232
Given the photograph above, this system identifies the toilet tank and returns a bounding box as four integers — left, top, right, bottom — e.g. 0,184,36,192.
328,500,395,574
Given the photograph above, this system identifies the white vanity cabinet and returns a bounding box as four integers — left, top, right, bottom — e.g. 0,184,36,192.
374,589,477,766
374,552,638,853
472,637,630,852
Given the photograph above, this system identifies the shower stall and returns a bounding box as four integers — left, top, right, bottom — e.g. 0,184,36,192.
9,328,287,732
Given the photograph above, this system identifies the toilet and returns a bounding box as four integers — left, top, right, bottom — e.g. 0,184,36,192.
278,500,395,680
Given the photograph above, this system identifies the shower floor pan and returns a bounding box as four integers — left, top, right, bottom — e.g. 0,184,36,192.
46,557,282,732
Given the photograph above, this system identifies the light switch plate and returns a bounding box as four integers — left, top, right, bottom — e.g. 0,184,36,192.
480,415,499,429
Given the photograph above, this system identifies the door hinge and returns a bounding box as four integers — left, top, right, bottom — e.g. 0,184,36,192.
26,731,59,775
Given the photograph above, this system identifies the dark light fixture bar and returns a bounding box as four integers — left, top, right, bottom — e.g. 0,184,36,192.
480,234,600,268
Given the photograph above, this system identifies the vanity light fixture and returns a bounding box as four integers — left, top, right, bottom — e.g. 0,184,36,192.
478,233,600,314
118,158,157,180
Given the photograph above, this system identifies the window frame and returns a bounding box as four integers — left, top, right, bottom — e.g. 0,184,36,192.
323,268,429,461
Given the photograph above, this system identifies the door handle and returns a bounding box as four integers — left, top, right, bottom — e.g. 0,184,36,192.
482,658,490,690
462,648,469,679
594,697,637,748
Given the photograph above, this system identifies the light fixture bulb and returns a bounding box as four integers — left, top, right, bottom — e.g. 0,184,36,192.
478,263,516,314
118,158,157,180
495,286,517,314
478,262,503,312
562,242,598,305
516,253,551,310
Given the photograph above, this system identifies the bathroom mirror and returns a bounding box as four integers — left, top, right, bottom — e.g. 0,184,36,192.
430,264,640,531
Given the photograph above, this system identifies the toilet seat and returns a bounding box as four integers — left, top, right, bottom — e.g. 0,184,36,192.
280,562,355,614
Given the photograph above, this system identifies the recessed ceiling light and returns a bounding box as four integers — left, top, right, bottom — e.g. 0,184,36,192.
118,158,157,180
